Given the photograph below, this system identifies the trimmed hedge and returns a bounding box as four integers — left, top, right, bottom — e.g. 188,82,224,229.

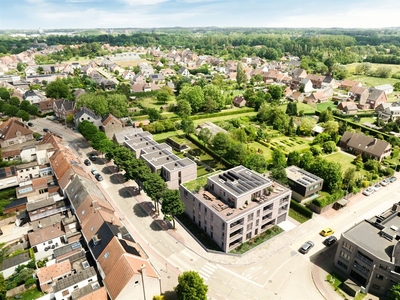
189,108,255,121
290,200,313,218
311,190,344,208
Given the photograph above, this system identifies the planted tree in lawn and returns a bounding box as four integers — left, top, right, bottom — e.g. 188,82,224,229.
174,271,208,300
161,189,184,229
142,173,167,214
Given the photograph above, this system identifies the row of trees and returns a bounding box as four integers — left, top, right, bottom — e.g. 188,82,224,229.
77,121,184,228
0,88,38,120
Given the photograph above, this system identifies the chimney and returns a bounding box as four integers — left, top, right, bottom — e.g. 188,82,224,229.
374,138,377,145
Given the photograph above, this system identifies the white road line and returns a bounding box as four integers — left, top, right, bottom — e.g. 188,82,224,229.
264,252,299,287
217,265,263,288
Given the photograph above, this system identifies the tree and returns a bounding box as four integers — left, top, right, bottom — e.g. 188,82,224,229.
299,151,314,171
0,87,10,101
287,151,301,166
16,110,30,121
270,149,287,169
211,132,231,158
236,62,246,87
286,102,297,116
177,100,192,117
143,173,167,214
0,273,6,299
390,283,400,300
46,78,71,99
156,90,170,104
19,100,31,111
77,93,108,116
322,141,337,154
270,167,288,185
245,153,268,173
26,104,38,116
181,118,195,135
161,189,184,229
198,128,212,146
394,82,400,92
343,167,356,192
107,94,128,118
318,108,334,123
9,97,20,107
90,131,108,150
3,104,19,116
177,86,204,113
203,84,224,110
267,85,283,101
231,128,247,143
226,142,248,165
174,271,208,300
375,66,392,78
147,108,161,122
78,120,98,140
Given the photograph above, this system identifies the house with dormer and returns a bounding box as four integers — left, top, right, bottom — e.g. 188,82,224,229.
53,99,76,120
23,90,43,104
74,106,102,129
177,67,190,77
0,117,34,148
348,85,369,104
365,88,388,109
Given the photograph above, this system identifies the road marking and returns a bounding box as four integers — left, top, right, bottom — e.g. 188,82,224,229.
217,265,263,288
242,266,263,279
199,263,218,281
264,252,299,287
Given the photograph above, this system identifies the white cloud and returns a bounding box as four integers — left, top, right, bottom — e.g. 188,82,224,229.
118,0,169,5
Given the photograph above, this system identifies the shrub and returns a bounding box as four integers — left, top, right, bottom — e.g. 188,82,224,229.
290,200,313,218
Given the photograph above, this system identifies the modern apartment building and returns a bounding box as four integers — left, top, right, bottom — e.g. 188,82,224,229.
180,166,291,252
333,203,400,297
285,166,323,202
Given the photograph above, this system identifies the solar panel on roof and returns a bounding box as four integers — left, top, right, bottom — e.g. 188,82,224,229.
71,242,81,250
225,182,243,194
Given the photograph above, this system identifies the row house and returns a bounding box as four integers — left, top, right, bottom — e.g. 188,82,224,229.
0,117,34,148
74,106,102,129
53,99,75,120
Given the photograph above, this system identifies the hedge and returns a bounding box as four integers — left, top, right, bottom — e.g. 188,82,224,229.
311,190,344,208
290,200,313,218
130,90,160,98
189,107,255,121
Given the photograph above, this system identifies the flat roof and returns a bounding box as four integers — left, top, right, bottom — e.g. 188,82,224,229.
208,166,271,197
141,149,181,169
285,166,323,187
140,143,171,156
124,131,152,141
124,135,157,151
53,266,97,293
344,204,400,261
163,157,196,171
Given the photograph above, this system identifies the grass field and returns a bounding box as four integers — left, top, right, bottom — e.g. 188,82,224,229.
280,102,316,114
347,62,400,75
317,101,336,112
348,75,400,88
323,152,355,171
193,112,258,126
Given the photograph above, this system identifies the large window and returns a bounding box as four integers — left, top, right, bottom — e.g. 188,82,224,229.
342,241,354,253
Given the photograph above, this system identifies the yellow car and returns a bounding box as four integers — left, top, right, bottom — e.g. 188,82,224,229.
320,228,334,237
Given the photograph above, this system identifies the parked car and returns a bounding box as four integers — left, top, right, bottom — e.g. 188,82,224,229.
43,128,49,132
27,122,34,127
0,229,3,236
390,176,397,183
381,179,390,186
95,174,103,181
373,183,383,191
91,168,98,175
36,135,43,141
320,228,334,237
84,159,91,166
89,154,96,161
362,188,375,196
299,241,314,254
323,235,337,246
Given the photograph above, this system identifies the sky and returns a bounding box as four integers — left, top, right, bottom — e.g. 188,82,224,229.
0,0,399,30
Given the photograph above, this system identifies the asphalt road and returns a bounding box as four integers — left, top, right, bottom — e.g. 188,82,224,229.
30,118,400,300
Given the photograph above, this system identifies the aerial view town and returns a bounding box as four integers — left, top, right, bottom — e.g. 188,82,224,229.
1,1,400,300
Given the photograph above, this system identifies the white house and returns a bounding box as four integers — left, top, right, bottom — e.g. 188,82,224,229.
28,222,66,260
300,78,313,93
375,84,394,95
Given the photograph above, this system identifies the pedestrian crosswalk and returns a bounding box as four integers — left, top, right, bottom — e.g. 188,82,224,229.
198,263,218,281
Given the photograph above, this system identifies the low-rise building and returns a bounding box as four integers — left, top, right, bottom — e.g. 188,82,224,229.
1,252,31,278
180,166,291,252
285,166,323,202
333,203,400,297
0,117,34,148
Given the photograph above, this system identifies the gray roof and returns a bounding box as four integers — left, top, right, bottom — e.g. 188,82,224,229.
162,157,196,172
64,175,106,211
340,131,390,158
1,252,31,270
113,128,144,144
368,88,385,101
26,197,55,212
71,281,102,299
74,107,100,120
53,242,82,259
54,99,75,111
285,166,323,187
53,266,97,293
208,165,271,197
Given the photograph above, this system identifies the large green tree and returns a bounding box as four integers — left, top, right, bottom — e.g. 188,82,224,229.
177,86,204,113
174,271,208,300
0,88,10,101
236,62,246,87
211,132,231,158
161,189,184,229
203,84,224,111
198,128,212,146
143,173,167,214
177,100,192,117
46,78,71,99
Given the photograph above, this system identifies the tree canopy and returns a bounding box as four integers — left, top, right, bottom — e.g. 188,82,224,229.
174,271,208,300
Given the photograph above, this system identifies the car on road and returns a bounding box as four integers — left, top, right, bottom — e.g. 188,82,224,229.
362,187,375,196
0,229,3,236
27,122,34,127
84,159,91,166
36,135,43,141
320,228,334,237
95,174,103,181
390,176,397,183
381,179,390,186
89,154,96,161
299,241,314,254
323,235,337,247
373,183,383,191
43,128,49,132
91,168,99,175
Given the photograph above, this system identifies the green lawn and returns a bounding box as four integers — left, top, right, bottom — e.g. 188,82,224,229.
152,130,183,142
317,101,337,112
248,142,273,160
324,152,355,171
280,102,316,114
347,62,400,74
348,75,400,88
18,287,44,300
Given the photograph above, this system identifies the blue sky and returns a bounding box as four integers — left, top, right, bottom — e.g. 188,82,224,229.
0,0,399,29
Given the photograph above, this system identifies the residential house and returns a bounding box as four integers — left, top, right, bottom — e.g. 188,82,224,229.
97,237,161,300
74,88,86,99
366,88,388,109
23,90,43,104
306,87,334,103
25,66,37,76
333,204,400,297
2,197,28,214
0,117,34,148
131,74,146,85
53,99,76,120
53,267,99,300
113,127,144,145
343,103,359,115
177,67,190,77
37,260,72,293
122,71,135,81
101,79,117,90
340,79,361,91
290,68,307,80
1,149,21,161
28,221,66,260
149,74,165,84
71,285,108,300
130,83,160,93
1,252,31,278
287,91,305,103
375,84,394,95
37,99,54,114
74,107,102,129
26,196,69,221
180,166,291,252
305,74,325,89
321,76,337,88
138,63,154,78
232,95,246,107
339,131,391,162
300,78,313,93
159,68,176,77
101,113,123,139
348,86,369,104
378,105,400,121
285,166,323,202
